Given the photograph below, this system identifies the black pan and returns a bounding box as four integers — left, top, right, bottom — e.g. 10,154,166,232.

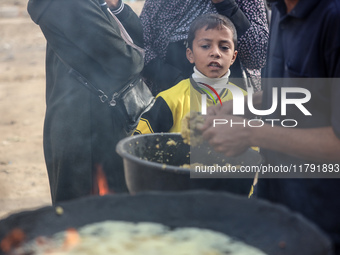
116,133,262,195
0,191,332,255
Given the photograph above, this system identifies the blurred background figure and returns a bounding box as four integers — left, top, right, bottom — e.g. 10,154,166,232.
140,0,269,95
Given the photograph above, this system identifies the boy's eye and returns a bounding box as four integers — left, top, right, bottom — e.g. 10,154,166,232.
201,45,210,49
220,45,230,51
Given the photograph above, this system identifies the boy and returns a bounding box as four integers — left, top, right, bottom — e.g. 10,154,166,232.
134,13,246,135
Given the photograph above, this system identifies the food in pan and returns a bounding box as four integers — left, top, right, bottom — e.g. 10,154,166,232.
181,112,204,146
11,221,266,255
166,138,177,146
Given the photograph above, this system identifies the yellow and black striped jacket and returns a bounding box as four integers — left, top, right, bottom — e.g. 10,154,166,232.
134,78,246,135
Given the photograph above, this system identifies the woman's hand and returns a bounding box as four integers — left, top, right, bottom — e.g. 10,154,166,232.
106,0,120,9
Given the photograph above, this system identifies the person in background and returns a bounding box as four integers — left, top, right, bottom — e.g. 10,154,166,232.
134,13,246,135
198,0,340,253
27,0,144,203
140,0,269,95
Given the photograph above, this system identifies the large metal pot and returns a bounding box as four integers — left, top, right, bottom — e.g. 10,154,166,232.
0,191,332,255
116,133,262,195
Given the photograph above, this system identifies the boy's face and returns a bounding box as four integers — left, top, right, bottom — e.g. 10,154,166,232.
186,26,237,78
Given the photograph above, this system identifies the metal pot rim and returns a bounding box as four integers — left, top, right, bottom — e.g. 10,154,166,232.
116,133,191,174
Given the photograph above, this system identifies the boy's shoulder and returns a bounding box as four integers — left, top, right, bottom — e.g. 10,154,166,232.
156,78,191,100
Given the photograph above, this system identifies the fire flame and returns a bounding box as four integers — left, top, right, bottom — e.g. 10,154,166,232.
93,164,112,195
0,228,25,253
63,228,80,250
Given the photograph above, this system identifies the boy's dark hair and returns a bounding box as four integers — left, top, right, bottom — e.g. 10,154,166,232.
187,13,237,50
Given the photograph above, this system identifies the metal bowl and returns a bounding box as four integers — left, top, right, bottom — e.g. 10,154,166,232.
116,133,262,195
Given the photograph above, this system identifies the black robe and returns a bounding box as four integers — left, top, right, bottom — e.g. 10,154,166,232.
27,0,144,203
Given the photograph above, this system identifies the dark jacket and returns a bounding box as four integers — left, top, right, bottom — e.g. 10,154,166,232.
27,0,144,203
260,0,340,252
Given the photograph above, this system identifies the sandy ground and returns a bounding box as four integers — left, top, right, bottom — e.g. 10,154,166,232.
0,0,145,220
